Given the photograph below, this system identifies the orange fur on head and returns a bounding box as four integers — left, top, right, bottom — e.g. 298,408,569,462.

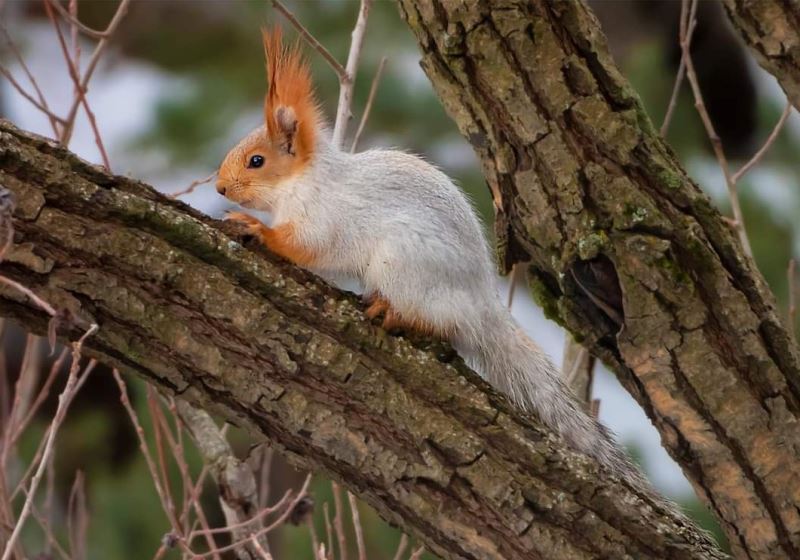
262,26,319,164
216,27,321,208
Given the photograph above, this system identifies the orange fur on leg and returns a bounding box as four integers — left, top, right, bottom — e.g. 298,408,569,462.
227,212,317,267
381,306,442,338
365,296,390,320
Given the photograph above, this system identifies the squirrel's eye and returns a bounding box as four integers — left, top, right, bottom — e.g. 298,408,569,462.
247,155,265,169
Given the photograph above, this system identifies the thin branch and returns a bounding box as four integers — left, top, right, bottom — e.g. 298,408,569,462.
332,0,373,148
323,503,333,560
184,487,288,537
0,276,57,316
188,475,312,560
49,0,112,39
271,0,346,80
680,0,752,256
391,534,409,560
0,65,65,128
732,102,793,184
331,482,348,560
506,262,524,309
113,369,182,531
44,0,112,170
66,470,88,560
347,492,366,560
350,55,387,153
169,171,217,199
250,536,273,559
58,0,131,145
1,323,98,560
789,259,796,339
660,0,698,136
9,359,97,502
0,25,62,135
176,398,271,557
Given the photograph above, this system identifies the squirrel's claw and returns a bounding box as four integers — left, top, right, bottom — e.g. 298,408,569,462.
226,211,267,237
365,296,391,320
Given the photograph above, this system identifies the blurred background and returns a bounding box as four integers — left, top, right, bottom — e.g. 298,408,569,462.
1,0,798,557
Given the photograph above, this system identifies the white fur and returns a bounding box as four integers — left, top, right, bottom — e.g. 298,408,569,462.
251,131,661,496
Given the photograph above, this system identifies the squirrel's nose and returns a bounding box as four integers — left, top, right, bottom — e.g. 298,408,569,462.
216,182,227,196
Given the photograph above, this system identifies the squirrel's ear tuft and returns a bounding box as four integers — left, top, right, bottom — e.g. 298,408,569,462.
262,26,319,163
274,106,298,155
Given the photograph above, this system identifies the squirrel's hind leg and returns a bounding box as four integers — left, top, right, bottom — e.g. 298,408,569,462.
381,305,442,338
363,291,440,336
365,294,390,319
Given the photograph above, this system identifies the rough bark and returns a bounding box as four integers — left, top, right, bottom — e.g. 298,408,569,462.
397,1,800,559
0,120,723,559
722,0,800,112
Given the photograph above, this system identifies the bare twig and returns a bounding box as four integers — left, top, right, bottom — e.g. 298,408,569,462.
0,276,57,316
255,444,273,509
0,65,65,129
67,470,88,560
323,502,334,560
391,534,409,560
0,25,62,135
347,492,366,560
44,0,112,170
49,0,112,39
1,323,98,560
9,359,97,503
563,341,596,411
271,0,346,80
6,347,70,452
189,475,312,560
733,102,793,184
350,55,387,153
113,369,182,531
409,546,425,560
789,259,796,339
506,262,525,309
660,0,698,136
680,0,752,256
332,0,373,148
332,482,348,560
170,171,217,199
251,535,273,559
58,0,132,145
185,488,291,538
176,398,271,558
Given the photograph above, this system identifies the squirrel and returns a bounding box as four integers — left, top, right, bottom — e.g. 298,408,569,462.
217,29,656,496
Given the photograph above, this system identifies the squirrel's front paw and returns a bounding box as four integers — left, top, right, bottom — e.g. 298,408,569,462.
225,211,266,236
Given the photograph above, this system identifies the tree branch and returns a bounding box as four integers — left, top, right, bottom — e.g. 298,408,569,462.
397,1,800,558
0,119,722,559
722,0,800,112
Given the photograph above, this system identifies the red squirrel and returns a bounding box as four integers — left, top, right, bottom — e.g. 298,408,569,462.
217,29,661,496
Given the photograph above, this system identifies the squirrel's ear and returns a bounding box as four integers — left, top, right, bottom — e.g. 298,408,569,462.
274,105,298,156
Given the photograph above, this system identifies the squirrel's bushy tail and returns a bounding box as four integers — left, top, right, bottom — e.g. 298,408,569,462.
453,303,652,492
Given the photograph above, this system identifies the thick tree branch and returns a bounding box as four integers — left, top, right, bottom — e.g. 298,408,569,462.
0,120,721,559
722,0,800,112
397,1,800,558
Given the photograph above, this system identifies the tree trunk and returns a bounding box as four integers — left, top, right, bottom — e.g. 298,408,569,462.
0,120,724,559
397,1,800,559
722,0,800,112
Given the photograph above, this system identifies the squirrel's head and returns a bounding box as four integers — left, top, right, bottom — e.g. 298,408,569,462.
217,27,319,210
